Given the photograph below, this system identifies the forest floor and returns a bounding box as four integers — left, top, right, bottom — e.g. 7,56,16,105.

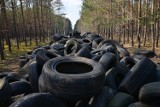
0,41,160,73
0,41,49,72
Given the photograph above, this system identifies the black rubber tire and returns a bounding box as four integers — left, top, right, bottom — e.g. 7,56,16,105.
21,74,29,82
118,57,157,97
91,55,102,62
132,54,145,60
156,64,160,81
20,58,36,76
128,102,153,107
82,38,92,46
139,82,160,104
28,61,39,92
50,43,65,52
0,72,9,79
51,34,63,42
90,86,117,107
64,39,81,56
90,49,104,56
39,56,105,101
36,50,59,75
101,44,120,62
26,51,33,59
104,63,129,90
99,52,117,72
108,92,136,107
92,37,104,49
31,48,44,59
134,49,156,58
98,40,130,57
10,81,33,96
9,93,68,107
75,99,90,107
0,78,11,107
120,56,136,70
5,72,20,83
19,56,29,68
85,33,100,41
76,47,91,58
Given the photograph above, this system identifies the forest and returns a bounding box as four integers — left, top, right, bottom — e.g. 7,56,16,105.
75,0,160,52
0,0,72,60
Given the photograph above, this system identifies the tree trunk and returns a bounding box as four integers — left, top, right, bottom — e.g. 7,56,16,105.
11,0,19,49
1,0,12,52
20,0,27,46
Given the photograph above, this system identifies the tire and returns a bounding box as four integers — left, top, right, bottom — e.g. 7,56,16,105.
50,43,65,52
90,49,104,57
101,44,120,62
0,72,9,79
20,58,36,76
82,38,92,46
40,56,105,101
98,40,130,57
10,81,33,96
36,50,60,75
75,99,90,107
134,49,156,58
128,102,153,107
92,38,104,49
108,92,135,107
139,82,160,104
156,64,160,81
26,51,33,59
99,52,117,72
31,48,44,58
51,34,63,42
118,57,157,97
28,61,39,92
9,93,67,107
91,55,102,62
76,47,91,58
104,63,129,90
0,78,11,107
5,72,20,83
64,39,81,56
120,56,136,70
90,86,117,107
19,56,29,68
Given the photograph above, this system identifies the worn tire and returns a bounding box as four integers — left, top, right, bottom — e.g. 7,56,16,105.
99,52,117,72
120,56,136,70
9,93,67,107
118,57,157,97
36,50,59,75
10,81,33,96
90,86,117,107
108,92,135,107
0,78,11,107
134,49,156,58
39,56,105,101
139,82,160,104
128,102,153,107
28,61,39,92
76,47,91,58
64,39,81,56
105,63,129,90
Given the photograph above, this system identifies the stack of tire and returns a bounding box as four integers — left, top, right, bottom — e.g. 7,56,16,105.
0,32,160,107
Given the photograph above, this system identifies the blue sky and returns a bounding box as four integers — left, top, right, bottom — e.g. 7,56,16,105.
61,0,83,28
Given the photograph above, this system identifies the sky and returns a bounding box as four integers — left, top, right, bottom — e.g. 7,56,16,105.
61,0,83,28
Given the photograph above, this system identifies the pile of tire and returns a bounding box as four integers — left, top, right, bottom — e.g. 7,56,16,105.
0,32,160,107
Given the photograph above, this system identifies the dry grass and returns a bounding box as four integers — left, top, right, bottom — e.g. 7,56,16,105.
0,41,49,72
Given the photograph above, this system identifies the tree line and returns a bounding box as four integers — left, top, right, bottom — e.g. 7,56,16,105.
75,0,160,51
0,0,72,60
